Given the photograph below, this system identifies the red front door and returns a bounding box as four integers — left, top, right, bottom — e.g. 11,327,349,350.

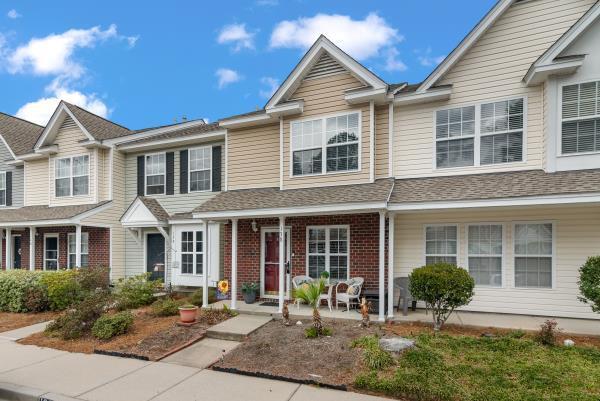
262,229,290,296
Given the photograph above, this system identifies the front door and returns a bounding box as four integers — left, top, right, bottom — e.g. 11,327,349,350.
261,228,291,298
146,233,165,281
13,236,21,269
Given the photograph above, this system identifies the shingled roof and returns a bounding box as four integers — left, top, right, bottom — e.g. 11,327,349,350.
137,197,170,222
0,112,44,156
0,201,110,224
63,102,132,140
120,122,221,147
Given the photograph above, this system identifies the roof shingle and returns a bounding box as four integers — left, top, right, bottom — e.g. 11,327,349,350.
64,102,132,140
0,201,110,224
137,197,170,222
0,113,44,156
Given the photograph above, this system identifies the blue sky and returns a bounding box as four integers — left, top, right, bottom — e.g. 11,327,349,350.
0,0,496,129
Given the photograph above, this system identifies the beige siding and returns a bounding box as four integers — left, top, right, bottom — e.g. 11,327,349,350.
393,0,595,179
393,205,600,320
375,105,389,178
24,159,49,206
227,124,280,190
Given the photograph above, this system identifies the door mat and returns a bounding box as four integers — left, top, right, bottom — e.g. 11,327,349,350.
259,301,279,307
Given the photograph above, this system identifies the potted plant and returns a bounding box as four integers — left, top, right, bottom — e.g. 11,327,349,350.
242,282,259,304
178,304,198,323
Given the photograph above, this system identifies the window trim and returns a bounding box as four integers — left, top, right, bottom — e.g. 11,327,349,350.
188,146,212,193
466,223,506,288
43,233,59,271
432,96,528,171
512,221,556,291
558,79,600,157
67,232,89,268
144,151,166,196
305,225,350,281
289,110,362,178
54,154,90,198
179,230,204,276
423,224,459,266
0,171,6,207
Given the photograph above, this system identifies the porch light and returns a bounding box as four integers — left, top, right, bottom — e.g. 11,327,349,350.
251,220,258,232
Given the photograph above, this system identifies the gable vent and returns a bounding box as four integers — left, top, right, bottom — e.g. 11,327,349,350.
304,52,347,81
60,116,78,131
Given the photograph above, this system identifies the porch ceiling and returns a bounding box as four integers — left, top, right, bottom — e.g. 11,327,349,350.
0,201,111,227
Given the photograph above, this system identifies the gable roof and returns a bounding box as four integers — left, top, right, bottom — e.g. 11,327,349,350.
121,196,170,226
0,112,44,156
118,122,221,149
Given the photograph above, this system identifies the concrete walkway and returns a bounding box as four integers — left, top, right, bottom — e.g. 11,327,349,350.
206,314,272,341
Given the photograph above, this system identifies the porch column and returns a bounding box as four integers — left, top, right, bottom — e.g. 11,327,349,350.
202,220,209,308
278,216,285,314
230,218,238,310
75,225,82,268
5,228,12,270
29,227,36,271
387,213,395,319
378,211,385,322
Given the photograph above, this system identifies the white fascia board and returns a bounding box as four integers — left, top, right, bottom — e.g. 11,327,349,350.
1,219,74,227
388,192,600,211
121,221,168,228
393,87,452,105
16,152,45,161
265,100,304,117
523,57,585,86
0,135,17,160
5,159,24,166
34,103,96,150
104,119,208,146
345,87,388,105
34,145,59,155
117,130,226,152
192,202,387,220
219,113,273,128
80,139,109,149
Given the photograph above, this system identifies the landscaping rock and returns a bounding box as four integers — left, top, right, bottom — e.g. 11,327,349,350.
379,337,415,353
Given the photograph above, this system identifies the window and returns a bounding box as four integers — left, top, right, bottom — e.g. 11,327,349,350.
468,225,502,287
181,231,203,275
514,223,553,288
292,112,360,176
561,81,600,154
307,226,349,281
425,225,457,265
54,155,89,197
189,147,211,192
145,153,166,195
480,99,524,164
68,233,89,268
44,235,59,271
435,106,475,168
0,172,5,206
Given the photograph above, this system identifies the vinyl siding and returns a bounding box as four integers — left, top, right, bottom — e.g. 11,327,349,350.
24,159,48,206
393,205,600,320
0,139,23,207
375,105,389,178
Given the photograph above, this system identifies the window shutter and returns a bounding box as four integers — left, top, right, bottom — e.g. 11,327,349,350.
180,150,188,194
212,146,222,192
137,156,145,196
166,152,175,195
5,171,12,206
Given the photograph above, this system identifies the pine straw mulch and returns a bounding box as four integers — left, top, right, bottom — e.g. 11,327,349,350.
19,307,232,361
0,311,60,333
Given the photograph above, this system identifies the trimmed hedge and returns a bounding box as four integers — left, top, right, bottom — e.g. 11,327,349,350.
92,311,134,340
0,271,47,312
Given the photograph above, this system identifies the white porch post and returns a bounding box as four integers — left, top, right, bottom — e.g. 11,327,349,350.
202,220,209,308
5,228,12,270
378,211,385,322
29,227,36,271
230,218,238,310
75,225,82,268
278,216,285,314
387,213,395,319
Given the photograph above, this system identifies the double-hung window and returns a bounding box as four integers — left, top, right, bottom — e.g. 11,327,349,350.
561,81,600,154
425,225,457,265
189,147,211,192
68,232,89,268
0,172,6,206
145,153,166,195
514,223,553,288
292,111,360,176
435,106,475,168
468,224,502,287
55,155,89,197
181,231,204,275
307,226,349,281
480,99,524,164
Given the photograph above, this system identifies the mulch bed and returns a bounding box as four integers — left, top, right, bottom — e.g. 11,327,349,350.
0,311,60,333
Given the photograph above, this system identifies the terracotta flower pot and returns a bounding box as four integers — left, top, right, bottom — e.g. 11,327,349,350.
178,305,198,323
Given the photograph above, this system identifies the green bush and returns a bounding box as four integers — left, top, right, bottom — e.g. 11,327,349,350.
24,285,49,312
41,270,83,311
535,319,559,346
46,290,111,339
114,274,161,310
409,263,475,331
352,336,394,370
305,326,332,338
579,256,600,313
189,287,217,306
0,271,47,312
92,311,134,340
76,266,110,292
151,298,183,316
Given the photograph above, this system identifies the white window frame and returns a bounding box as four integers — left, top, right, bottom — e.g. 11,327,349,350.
290,110,362,178
43,233,59,271
432,96,528,171
67,232,89,268
144,152,166,195
188,146,212,193
512,221,556,290
305,225,350,281
423,224,459,266
54,154,90,198
180,230,204,276
0,171,6,206
558,79,600,157
466,223,505,288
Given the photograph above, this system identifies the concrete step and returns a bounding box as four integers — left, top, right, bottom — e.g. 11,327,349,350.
206,315,272,341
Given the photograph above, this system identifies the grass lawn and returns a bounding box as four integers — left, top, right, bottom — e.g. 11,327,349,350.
355,332,600,401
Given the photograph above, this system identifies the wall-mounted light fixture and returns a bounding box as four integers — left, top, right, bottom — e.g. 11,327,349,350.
251,220,258,232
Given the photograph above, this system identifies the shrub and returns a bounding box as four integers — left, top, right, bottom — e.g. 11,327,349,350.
305,326,333,338
352,336,394,370
579,256,600,313
0,270,47,312
24,286,49,312
114,274,161,310
92,311,134,340
46,290,111,340
76,266,110,292
41,270,83,311
535,319,560,346
409,263,475,331
189,287,217,306
151,298,183,316
241,282,259,293
294,279,329,336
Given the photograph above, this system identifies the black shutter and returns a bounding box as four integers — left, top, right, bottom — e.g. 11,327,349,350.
137,156,145,196
180,150,188,194
166,152,175,195
212,146,222,192
5,171,12,206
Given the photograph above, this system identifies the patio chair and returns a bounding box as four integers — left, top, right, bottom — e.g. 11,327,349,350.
394,276,413,316
335,277,364,312
318,283,333,312
292,275,313,309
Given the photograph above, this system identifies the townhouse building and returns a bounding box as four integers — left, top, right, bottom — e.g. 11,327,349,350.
1,0,599,324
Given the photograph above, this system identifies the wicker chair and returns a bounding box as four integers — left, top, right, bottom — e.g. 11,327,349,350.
335,277,364,312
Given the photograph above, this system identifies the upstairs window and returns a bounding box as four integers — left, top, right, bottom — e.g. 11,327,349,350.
145,153,165,195
480,99,524,164
325,113,359,172
435,106,475,168
189,147,211,192
561,81,600,154
55,155,89,197
0,172,5,206
292,119,323,176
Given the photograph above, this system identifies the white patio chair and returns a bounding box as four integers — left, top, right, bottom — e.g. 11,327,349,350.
318,283,333,312
292,275,313,309
335,277,364,312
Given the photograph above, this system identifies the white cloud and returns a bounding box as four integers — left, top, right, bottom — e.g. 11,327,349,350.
7,9,21,19
259,76,279,99
417,47,446,67
217,24,255,51
215,68,242,89
384,47,407,72
270,13,401,60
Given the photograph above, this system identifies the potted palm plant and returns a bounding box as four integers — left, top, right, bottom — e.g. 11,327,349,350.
242,282,259,304
178,304,198,323
294,278,331,337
